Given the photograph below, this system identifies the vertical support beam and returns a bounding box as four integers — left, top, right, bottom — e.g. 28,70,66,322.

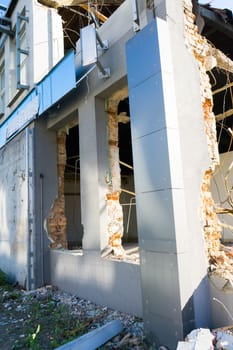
34,120,58,287
126,15,210,348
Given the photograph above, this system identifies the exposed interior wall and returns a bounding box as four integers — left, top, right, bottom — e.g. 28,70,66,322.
0,130,28,286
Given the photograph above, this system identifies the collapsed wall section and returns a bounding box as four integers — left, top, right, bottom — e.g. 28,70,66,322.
183,0,233,278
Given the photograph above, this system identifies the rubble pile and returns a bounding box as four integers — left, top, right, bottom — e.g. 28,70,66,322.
177,327,233,350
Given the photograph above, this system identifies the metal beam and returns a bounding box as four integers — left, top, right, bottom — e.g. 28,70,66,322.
79,4,107,23
215,108,233,122
212,82,233,96
0,24,14,36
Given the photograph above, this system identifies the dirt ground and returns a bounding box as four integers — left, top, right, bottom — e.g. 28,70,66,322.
0,284,148,350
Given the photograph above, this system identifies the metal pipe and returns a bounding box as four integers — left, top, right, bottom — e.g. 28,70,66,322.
40,173,44,285
55,320,123,350
121,188,135,196
126,196,136,234
119,160,133,170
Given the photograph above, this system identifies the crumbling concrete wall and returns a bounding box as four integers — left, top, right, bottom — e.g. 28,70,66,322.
46,130,67,249
183,0,233,278
105,89,128,256
0,131,28,285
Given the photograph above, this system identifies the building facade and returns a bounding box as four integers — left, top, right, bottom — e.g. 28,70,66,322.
1,0,233,348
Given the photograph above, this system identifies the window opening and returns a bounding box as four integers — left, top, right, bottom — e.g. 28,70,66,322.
64,124,83,250
118,122,138,246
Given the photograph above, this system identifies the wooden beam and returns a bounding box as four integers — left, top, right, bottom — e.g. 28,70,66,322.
213,82,233,96
79,4,107,23
215,108,233,122
38,0,123,8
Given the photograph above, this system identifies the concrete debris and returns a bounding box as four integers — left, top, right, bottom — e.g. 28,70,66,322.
101,244,140,264
177,328,233,350
176,328,214,350
215,331,233,350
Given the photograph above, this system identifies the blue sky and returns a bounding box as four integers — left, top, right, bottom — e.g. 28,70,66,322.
198,0,233,11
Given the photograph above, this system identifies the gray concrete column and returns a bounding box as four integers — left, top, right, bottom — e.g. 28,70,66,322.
34,119,57,287
79,97,109,251
126,14,210,349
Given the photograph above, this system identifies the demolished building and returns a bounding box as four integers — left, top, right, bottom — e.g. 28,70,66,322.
1,0,233,348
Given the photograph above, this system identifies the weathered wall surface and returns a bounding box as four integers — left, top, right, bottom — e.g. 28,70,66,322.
50,249,142,317
0,131,28,286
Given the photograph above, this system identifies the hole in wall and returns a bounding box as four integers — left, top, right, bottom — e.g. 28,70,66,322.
64,124,83,250
118,98,138,246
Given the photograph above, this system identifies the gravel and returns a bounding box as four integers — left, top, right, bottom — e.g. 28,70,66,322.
0,284,150,349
